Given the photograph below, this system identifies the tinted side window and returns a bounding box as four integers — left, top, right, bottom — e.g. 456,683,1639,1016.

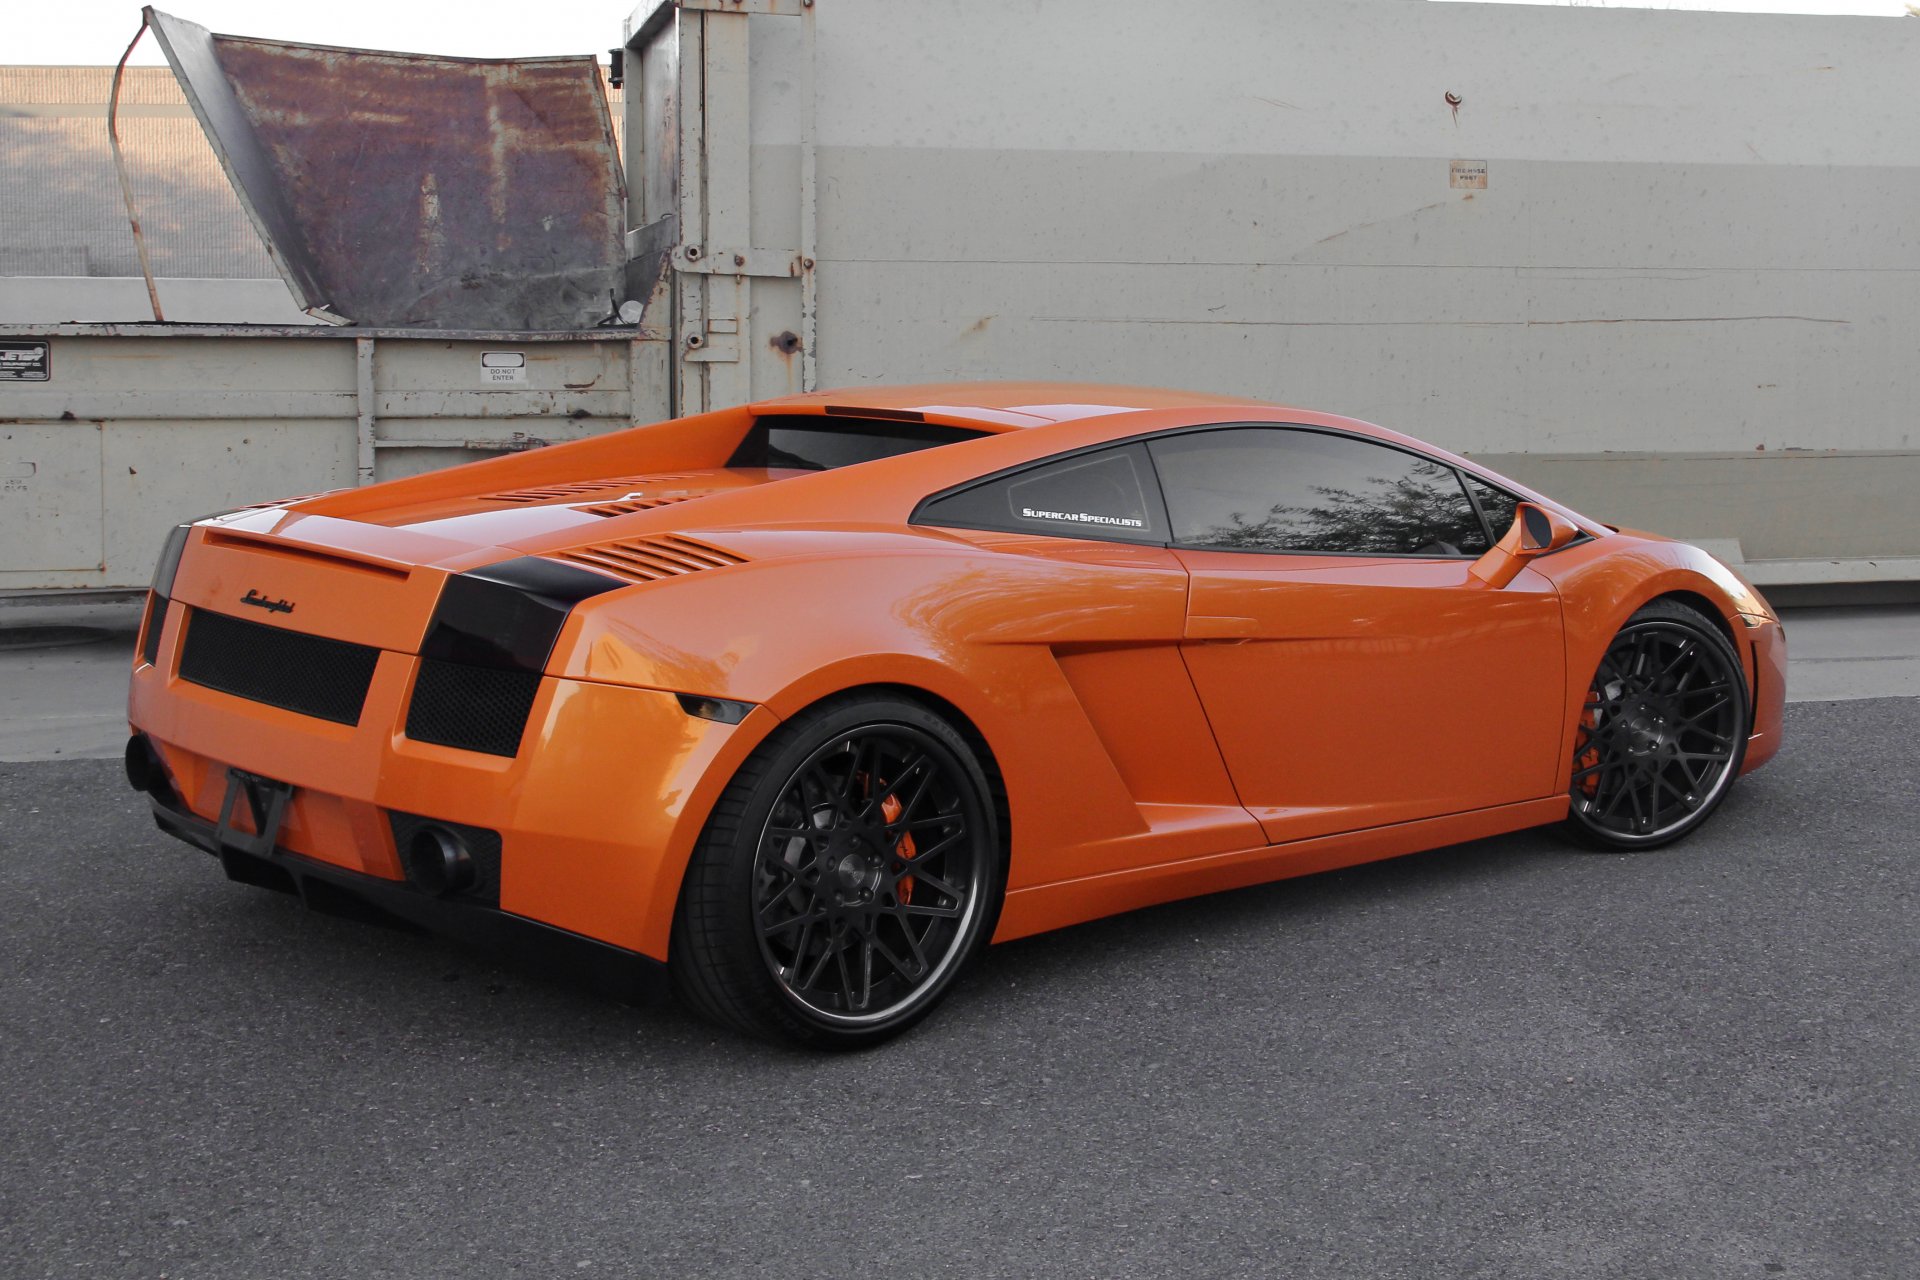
1149,428,1486,556
1463,474,1520,547
918,444,1164,544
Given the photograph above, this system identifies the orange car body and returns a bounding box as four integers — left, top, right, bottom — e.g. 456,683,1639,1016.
127,383,1785,981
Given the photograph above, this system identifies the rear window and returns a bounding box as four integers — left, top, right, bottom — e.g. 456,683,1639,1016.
728,414,988,472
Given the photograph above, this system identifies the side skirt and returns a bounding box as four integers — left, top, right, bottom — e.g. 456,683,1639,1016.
991,796,1570,943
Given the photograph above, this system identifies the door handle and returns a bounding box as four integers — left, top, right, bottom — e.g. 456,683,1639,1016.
1185,615,1258,640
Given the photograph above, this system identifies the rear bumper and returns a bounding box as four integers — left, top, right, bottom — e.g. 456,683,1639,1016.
129,598,779,960
148,789,672,1003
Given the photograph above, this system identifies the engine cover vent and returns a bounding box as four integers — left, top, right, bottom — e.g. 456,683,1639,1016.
548,534,747,584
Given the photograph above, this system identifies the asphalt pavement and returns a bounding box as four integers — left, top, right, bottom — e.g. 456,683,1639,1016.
1,698,1915,1279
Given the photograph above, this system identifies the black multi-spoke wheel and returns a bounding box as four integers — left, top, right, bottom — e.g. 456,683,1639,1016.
1565,600,1750,850
671,695,1000,1048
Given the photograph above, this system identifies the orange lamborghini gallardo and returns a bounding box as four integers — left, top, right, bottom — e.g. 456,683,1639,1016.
126,384,1785,1047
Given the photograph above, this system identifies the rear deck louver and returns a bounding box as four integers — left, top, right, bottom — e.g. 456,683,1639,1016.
579,491,714,518
480,475,699,504
548,535,747,584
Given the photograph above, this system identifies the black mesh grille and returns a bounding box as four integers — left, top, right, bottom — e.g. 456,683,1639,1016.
178,609,379,725
405,659,542,757
387,811,504,907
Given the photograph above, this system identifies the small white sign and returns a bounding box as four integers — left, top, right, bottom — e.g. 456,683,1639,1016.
1449,159,1488,190
481,351,527,385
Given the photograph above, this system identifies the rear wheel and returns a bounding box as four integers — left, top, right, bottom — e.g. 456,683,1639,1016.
670,695,1000,1048
1565,600,1750,850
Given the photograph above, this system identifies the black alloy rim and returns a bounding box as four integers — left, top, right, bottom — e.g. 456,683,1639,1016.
1571,620,1745,841
752,726,986,1025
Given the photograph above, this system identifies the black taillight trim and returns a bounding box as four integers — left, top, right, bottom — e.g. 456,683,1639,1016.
418,556,624,673
139,592,167,667
150,523,192,596
404,557,622,758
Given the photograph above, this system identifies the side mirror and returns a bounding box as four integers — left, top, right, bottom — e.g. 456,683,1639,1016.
1468,502,1581,588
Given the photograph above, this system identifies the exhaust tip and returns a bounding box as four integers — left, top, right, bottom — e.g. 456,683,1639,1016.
403,825,474,897
124,734,164,796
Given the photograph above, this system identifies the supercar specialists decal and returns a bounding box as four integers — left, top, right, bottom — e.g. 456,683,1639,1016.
1018,507,1147,530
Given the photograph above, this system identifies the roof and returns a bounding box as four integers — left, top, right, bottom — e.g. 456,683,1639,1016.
754,381,1268,429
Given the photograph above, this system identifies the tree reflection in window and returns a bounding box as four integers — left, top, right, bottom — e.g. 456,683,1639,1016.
1151,428,1491,557
1463,474,1519,548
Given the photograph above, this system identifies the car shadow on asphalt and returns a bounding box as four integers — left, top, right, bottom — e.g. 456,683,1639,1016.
118,816,1569,1061
37,754,1782,1061
965,828,1561,992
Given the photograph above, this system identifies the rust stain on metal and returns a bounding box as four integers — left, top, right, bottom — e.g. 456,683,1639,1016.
770,332,800,394
151,10,626,329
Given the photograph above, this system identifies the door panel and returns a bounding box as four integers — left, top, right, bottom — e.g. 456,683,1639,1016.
1176,551,1565,844
936,528,1266,871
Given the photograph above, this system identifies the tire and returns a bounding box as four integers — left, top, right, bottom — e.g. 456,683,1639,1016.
670,694,1002,1048
1563,599,1751,851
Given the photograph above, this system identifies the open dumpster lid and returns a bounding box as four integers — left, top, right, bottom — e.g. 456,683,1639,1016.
145,6,627,330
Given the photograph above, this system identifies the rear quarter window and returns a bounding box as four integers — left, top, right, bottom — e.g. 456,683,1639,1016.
915,443,1167,544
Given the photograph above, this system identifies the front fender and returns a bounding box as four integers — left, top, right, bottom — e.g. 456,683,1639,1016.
1535,534,1778,784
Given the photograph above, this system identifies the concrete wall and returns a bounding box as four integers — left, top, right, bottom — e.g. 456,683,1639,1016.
732,0,1920,576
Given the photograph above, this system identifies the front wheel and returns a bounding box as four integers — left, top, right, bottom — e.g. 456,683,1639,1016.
670,695,1001,1048
1564,600,1751,850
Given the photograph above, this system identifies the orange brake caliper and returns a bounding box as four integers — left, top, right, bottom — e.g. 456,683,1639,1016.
1576,692,1602,797
881,793,917,904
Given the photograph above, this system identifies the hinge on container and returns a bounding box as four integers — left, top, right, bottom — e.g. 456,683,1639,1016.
675,244,809,278
683,315,741,362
